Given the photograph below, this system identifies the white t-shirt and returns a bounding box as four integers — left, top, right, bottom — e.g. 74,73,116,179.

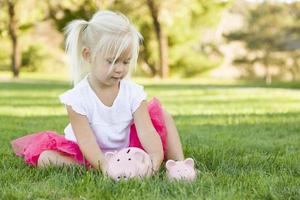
59,75,147,153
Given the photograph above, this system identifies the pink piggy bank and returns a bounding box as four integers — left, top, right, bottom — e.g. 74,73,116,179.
104,147,153,181
166,158,197,182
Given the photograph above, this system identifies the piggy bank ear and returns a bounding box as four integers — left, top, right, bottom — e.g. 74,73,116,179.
104,151,115,161
184,158,194,168
166,160,176,170
133,151,145,162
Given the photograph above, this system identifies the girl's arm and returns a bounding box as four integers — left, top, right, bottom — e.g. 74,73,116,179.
133,101,164,173
66,105,108,173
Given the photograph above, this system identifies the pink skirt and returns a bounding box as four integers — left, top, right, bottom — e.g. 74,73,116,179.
10,98,168,167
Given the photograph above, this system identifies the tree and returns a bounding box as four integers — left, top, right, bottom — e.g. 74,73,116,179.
111,0,230,78
6,0,20,77
224,1,300,84
146,0,169,78
45,0,229,78
46,0,99,32
0,0,50,77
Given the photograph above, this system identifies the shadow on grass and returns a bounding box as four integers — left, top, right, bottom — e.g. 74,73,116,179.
0,80,70,91
3,96,300,108
174,111,300,124
0,96,62,107
3,79,300,109
1,79,300,93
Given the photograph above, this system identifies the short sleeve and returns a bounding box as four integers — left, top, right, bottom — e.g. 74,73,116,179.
59,89,87,116
130,83,147,113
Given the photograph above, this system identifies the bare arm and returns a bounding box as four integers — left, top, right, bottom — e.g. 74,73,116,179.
66,105,107,173
133,101,164,173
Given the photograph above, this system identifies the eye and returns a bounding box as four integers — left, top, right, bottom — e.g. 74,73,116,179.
123,61,130,65
128,158,131,161
106,59,115,64
117,159,120,162
117,176,121,179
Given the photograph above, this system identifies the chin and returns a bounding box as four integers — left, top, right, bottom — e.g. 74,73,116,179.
107,79,119,85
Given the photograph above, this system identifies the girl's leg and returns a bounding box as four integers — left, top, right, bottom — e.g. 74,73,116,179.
37,150,79,168
162,109,185,161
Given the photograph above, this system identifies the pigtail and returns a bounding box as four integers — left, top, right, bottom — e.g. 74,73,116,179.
63,20,89,85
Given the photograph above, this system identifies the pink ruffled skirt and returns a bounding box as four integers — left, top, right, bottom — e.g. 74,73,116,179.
10,98,168,166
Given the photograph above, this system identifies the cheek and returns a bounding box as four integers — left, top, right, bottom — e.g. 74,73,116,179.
125,67,129,74
92,65,109,77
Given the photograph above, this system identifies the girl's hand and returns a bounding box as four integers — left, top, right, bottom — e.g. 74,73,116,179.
145,164,153,177
100,159,109,176
150,156,162,175
146,160,156,177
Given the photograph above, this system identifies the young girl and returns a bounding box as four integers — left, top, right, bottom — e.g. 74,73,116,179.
11,10,188,176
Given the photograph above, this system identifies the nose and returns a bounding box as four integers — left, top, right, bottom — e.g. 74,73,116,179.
113,63,125,74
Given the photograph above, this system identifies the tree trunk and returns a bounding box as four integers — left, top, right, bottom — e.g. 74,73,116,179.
291,53,299,81
264,53,272,85
265,66,272,85
140,38,157,76
146,0,169,78
8,0,21,78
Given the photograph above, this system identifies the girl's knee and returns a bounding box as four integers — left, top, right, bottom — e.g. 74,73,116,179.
162,109,172,121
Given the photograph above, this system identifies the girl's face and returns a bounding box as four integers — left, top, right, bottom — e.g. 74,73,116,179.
85,47,132,87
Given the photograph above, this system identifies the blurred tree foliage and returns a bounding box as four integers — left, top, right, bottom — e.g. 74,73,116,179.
113,0,230,78
0,0,50,76
1,0,230,78
224,1,300,84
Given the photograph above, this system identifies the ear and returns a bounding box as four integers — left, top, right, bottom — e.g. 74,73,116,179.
104,151,115,162
165,160,176,170
184,158,194,168
133,151,145,162
82,47,91,63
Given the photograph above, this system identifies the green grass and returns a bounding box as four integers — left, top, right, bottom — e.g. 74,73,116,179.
0,75,299,200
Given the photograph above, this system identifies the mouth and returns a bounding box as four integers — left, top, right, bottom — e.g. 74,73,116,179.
112,76,122,79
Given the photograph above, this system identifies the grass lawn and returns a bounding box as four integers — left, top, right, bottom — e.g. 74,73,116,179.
0,75,299,199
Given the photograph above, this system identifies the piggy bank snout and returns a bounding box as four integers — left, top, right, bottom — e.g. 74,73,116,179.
172,167,190,176
111,165,135,181
177,167,195,178
169,166,196,181
115,172,130,181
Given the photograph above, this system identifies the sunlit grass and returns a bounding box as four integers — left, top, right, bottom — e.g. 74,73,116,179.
0,73,299,199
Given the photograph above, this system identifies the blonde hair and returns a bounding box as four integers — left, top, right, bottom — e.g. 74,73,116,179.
63,10,143,85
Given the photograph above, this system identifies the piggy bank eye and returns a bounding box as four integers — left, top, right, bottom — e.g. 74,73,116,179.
117,176,121,179
128,158,131,161
123,175,127,178
117,159,120,162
